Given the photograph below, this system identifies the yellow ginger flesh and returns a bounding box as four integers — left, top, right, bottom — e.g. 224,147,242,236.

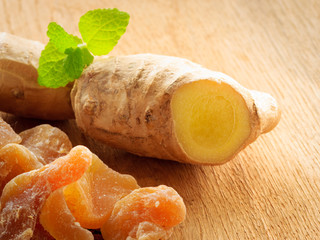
171,80,251,164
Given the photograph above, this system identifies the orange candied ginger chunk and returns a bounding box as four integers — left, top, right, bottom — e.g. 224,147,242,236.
31,221,55,240
0,117,21,148
40,188,94,240
0,143,43,194
101,185,186,240
0,146,92,240
63,154,139,229
19,124,72,165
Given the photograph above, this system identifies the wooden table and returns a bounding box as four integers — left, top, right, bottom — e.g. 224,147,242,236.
1,0,320,239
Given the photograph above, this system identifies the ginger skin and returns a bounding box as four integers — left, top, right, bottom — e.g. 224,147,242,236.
0,33,280,165
72,55,280,165
0,32,74,120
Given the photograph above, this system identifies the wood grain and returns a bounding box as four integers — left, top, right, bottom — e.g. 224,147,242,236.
1,0,320,239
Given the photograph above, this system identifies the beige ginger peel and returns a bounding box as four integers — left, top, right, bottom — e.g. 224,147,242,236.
0,33,280,164
72,54,280,164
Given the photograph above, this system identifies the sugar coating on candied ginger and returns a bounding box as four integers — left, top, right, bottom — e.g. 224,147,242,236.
32,221,55,240
40,188,94,240
101,185,186,240
0,117,21,148
0,143,43,194
19,124,72,165
63,154,139,229
0,146,92,240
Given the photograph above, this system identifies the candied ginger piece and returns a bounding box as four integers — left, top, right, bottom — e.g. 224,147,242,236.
101,185,186,240
31,221,55,240
0,143,43,194
63,154,139,229
19,124,72,165
40,188,93,240
0,117,21,148
133,221,172,240
0,146,92,240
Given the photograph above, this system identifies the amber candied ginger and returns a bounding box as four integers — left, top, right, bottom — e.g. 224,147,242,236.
0,117,21,148
31,221,55,240
63,154,139,229
0,143,43,194
0,146,92,240
101,185,186,240
0,124,72,195
0,120,186,240
19,124,72,165
40,188,94,240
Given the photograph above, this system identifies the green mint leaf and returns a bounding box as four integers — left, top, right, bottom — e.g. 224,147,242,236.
38,8,129,88
38,41,74,88
79,8,129,55
63,46,94,79
80,46,94,67
63,47,84,79
47,22,82,53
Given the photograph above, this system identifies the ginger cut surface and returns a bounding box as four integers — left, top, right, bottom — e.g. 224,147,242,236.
171,80,252,163
72,54,280,165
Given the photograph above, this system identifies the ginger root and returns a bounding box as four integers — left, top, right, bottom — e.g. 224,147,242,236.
72,54,280,164
0,33,281,165
0,32,73,120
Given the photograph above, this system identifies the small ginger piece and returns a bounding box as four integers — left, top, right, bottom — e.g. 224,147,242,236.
0,117,21,148
0,143,43,194
0,145,92,240
40,188,94,240
72,54,281,165
63,154,139,229
101,185,186,240
0,32,74,120
19,124,72,165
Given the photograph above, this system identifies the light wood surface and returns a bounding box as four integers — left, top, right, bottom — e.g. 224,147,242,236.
1,0,320,239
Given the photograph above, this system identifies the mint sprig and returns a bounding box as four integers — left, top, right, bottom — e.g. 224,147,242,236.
47,22,82,52
38,8,129,88
79,8,130,56
37,42,73,88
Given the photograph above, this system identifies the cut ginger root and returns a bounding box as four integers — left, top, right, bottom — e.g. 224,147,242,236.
40,188,94,240
0,33,281,165
101,185,186,240
63,154,139,229
0,145,92,240
72,54,281,165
